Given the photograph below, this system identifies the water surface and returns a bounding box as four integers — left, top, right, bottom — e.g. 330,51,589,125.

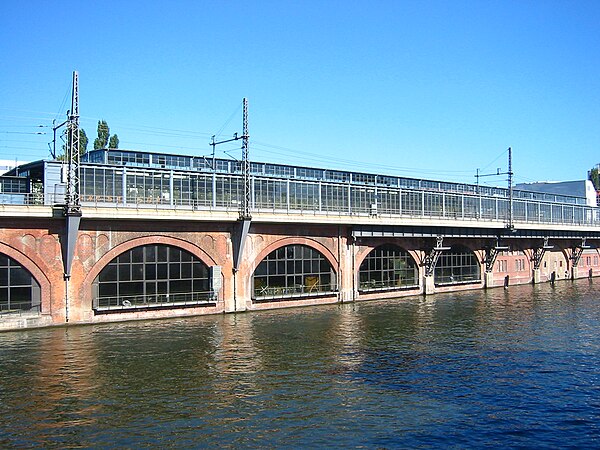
1,280,599,448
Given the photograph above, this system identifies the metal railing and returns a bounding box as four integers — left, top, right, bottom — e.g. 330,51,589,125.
253,283,338,302
0,302,40,316
2,172,599,228
94,291,216,312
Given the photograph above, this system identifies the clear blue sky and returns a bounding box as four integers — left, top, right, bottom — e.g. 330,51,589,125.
1,1,599,186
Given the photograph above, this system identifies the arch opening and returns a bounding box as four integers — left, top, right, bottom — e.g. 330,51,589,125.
92,244,215,311
0,253,41,315
359,244,418,292
252,244,337,302
434,245,481,286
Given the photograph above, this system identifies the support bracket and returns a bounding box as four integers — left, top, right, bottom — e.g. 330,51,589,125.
532,237,554,270
62,210,82,279
232,217,251,272
485,239,510,273
570,238,590,268
424,236,451,277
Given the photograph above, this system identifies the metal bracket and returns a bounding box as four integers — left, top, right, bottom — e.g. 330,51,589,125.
570,238,590,268
532,237,554,270
424,236,451,277
485,239,510,273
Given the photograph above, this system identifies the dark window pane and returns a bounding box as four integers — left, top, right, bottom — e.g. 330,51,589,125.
181,263,192,278
131,247,144,263
158,246,168,262
157,264,168,279
120,282,143,296
99,283,117,297
99,264,117,282
169,263,180,279
146,246,156,262
131,264,144,280
10,268,30,286
118,264,130,281
10,287,31,302
193,279,209,292
169,247,181,262
145,264,156,279
171,279,191,293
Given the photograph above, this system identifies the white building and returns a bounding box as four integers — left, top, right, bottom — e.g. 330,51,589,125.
0,159,29,174
515,180,597,207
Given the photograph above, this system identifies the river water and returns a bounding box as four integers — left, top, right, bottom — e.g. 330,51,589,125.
1,280,599,448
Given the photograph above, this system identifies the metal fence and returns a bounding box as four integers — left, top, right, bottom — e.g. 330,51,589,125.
2,170,599,227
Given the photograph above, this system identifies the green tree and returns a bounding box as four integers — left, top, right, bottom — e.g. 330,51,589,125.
93,120,110,150
80,128,88,154
589,167,600,190
58,128,88,160
109,134,119,149
93,120,119,149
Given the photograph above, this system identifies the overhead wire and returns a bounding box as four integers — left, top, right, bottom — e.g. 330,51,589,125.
213,101,243,139
0,108,518,187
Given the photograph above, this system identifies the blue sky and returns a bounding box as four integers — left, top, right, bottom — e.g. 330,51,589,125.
1,0,599,186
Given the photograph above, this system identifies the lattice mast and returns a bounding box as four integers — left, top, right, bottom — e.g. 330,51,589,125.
241,98,251,219
65,70,81,215
507,146,513,230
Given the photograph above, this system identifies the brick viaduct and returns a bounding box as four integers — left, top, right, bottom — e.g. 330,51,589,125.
1,203,599,331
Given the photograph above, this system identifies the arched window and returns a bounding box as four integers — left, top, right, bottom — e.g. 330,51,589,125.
434,245,480,285
0,254,40,314
359,244,418,292
253,244,337,301
92,244,213,311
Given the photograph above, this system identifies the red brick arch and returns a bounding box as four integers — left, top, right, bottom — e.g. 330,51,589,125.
81,235,219,311
0,242,52,313
249,237,339,276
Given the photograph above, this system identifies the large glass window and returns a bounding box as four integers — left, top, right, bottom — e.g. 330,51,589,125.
0,254,40,314
254,179,288,210
215,175,242,208
434,246,481,285
322,184,348,212
359,245,418,292
289,181,319,210
93,245,213,311
253,244,337,301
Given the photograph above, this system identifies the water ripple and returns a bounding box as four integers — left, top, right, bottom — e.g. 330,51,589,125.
1,279,600,448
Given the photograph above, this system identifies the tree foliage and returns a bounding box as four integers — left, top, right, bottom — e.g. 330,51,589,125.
56,119,118,161
589,167,600,190
80,129,89,154
58,128,88,160
93,120,119,149
94,120,110,150
109,134,119,149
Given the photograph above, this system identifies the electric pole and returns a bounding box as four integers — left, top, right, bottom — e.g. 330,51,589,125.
475,147,514,230
65,71,81,214
209,98,250,219
241,98,250,219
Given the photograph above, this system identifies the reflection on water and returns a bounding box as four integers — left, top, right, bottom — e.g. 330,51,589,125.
1,280,600,447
